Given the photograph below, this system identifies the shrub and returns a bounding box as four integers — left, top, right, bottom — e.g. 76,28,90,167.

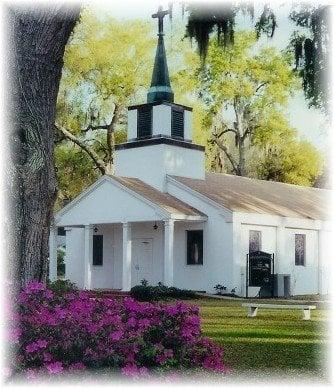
46,279,78,295
6,281,228,378
130,282,198,302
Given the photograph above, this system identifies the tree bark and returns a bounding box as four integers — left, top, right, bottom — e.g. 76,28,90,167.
5,5,80,288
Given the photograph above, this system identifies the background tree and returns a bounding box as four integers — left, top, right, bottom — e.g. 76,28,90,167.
183,2,331,114
54,11,154,203
55,10,155,180
198,32,322,185
289,3,331,114
6,5,80,288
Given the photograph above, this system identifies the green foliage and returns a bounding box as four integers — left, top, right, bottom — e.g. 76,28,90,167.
198,31,322,185
54,144,99,208
130,281,198,302
57,9,155,133
46,279,78,295
184,3,330,112
55,9,155,202
249,138,323,187
289,4,330,113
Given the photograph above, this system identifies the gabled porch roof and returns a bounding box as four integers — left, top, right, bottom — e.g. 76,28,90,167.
55,175,206,227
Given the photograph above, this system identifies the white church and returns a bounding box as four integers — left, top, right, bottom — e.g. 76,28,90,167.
49,8,332,297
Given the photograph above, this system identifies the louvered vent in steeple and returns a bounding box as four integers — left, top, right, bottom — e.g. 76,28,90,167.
137,107,152,138
171,108,184,138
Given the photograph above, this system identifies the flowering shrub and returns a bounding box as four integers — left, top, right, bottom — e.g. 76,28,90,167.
6,281,228,378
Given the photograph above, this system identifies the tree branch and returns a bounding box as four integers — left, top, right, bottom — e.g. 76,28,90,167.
212,134,238,174
55,124,106,175
81,124,109,133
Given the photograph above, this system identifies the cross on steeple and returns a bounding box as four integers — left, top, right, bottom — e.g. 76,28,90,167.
152,6,169,36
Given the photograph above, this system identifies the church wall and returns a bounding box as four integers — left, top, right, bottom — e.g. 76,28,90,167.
167,180,234,293
282,227,318,295
115,144,205,191
237,223,277,297
233,212,330,296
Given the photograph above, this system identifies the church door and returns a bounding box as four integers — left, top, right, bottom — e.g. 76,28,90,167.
132,238,153,286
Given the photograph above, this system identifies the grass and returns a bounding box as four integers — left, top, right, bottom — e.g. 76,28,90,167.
186,297,329,378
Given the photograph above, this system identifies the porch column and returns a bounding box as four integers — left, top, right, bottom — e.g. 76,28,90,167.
122,222,132,291
84,224,93,290
164,219,175,286
49,226,58,282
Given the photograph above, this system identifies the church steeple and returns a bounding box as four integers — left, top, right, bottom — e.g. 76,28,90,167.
147,6,174,103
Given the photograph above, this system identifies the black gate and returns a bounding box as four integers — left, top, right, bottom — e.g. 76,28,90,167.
246,251,274,298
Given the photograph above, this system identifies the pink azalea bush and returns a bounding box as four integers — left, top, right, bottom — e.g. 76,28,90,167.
6,281,229,378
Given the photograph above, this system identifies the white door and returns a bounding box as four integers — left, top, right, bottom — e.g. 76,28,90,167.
132,238,153,286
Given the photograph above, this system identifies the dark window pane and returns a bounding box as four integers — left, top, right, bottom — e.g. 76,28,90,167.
249,230,262,253
295,234,306,266
93,235,103,266
137,107,152,138
57,227,66,236
187,230,203,265
171,108,184,138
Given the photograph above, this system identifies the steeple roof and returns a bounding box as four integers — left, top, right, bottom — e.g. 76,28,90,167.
147,7,174,103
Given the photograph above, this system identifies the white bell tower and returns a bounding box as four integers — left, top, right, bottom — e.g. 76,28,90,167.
114,6,205,191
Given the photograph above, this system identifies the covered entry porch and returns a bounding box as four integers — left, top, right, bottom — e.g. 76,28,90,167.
50,219,204,291
50,175,206,291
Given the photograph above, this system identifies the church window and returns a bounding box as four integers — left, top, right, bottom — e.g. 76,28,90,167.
137,107,152,138
171,108,184,138
249,230,262,253
93,235,103,266
57,227,66,236
295,234,306,266
187,230,203,265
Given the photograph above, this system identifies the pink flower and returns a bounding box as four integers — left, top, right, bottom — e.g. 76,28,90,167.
109,330,123,341
43,353,52,362
44,289,54,299
25,343,38,353
36,339,48,349
138,318,150,329
26,281,46,293
69,362,86,371
127,317,137,328
45,361,63,374
121,364,149,378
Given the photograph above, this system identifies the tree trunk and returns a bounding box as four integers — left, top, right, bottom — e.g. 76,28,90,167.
5,5,80,288
237,140,246,176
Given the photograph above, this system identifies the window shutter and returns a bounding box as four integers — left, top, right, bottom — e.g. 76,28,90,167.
137,107,152,138
171,108,184,138
93,235,103,266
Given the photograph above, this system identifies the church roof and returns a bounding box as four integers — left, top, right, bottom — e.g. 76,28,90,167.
170,173,332,220
110,175,205,218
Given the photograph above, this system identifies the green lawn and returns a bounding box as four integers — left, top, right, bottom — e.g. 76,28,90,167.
188,297,329,378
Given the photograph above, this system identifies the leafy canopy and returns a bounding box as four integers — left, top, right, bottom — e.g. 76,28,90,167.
198,31,322,186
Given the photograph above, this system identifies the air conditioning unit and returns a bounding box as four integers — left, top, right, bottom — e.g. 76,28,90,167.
273,274,291,298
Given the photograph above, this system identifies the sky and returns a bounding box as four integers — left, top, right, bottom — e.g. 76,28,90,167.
89,0,329,150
